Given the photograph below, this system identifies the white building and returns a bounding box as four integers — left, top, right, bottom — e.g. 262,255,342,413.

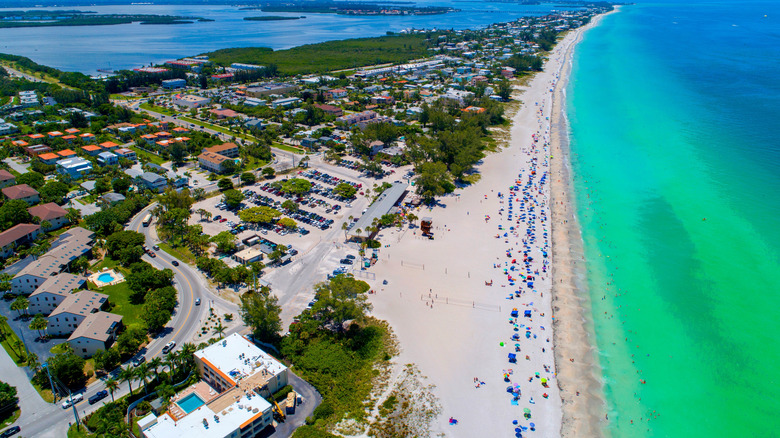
56,157,93,179
68,311,123,358
28,273,85,316
47,291,108,336
172,94,211,109
162,78,187,89
141,333,287,438
11,227,94,294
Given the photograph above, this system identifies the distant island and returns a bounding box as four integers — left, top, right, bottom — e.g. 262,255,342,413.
243,15,305,21
246,1,458,16
0,10,207,27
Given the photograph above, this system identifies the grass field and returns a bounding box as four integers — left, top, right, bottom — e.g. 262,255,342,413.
130,145,166,166
0,320,27,366
139,102,176,116
91,281,144,329
157,241,196,265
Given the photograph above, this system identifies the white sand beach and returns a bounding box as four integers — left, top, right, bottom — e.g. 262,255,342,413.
365,13,614,437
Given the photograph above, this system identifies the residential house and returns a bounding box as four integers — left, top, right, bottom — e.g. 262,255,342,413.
370,95,395,105
137,172,168,193
57,149,77,159
99,141,119,151
313,104,343,117
82,145,103,156
38,153,61,165
56,157,93,179
48,291,108,336
101,192,126,205
11,226,94,294
197,151,232,174
28,273,85,315
0,170,16,188
325,88,348,99
114,148,137,162
68,312,123,358
0,224,41,259
25,144,51,157
97,152,119,167
369,140,386,155
209,108,240,119
28,202,69,231
3,184,40,205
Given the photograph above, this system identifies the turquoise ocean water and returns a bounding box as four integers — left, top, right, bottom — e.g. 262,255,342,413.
567,1,780,436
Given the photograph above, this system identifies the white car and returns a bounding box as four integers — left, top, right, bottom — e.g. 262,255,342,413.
162,341,176,354
61,393,84,409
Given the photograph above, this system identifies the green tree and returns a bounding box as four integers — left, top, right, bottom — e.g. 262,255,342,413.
217,178,234,191
0,273,12,293
118,366,135,396
16,171,45,189
278,217,297,229
104,377,119,402
222,189,244,209
240,172,256,186
10,296,28,317
211,231,237,254
116,327,147,357
70,256,89,275
280,178,311,196
416,161,452,203
94,177,111,194
0,381,18,416
93,348,120,372
281,200,299,212
238,206,281,225
311,276,373,330
38,181,70,203
0,199,32,229
112,177,132,195
498,79,512,101
261,167,275,179
239,287,282,344
29,314,47,339
212,320,226,340
66,208,81,225
46,350,86,390
333,182,357,199
105,230,146,266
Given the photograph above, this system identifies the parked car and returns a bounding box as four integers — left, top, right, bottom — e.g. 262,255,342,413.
61,393,84,409
162,341,176,354
88,390,108,405
345,254,356,260
0,426,21,437
132,356,146,367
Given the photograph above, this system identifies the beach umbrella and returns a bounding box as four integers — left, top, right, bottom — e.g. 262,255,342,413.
524,408,531,414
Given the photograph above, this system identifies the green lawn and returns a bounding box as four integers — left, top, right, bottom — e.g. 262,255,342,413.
32,381,54,403
0,320,27,366
91,281,144,329
272,141,306,154
157,241,196,265
91,255,120,271
130,145,166,166
139,102,177,116
0,408,20,429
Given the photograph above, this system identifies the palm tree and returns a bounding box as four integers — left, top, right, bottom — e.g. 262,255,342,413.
10,296,29,318
406,213,418,228
212,321,226,340
29,314,47,339
104,377,118,402
119,366,135,396
0,273,12,293
163,351,177,380
135,363,152,393
0,315,7,340
149,357,163,382
26,352,40,373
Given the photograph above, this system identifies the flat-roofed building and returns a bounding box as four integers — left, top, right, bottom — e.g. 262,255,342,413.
206,142,239,158
28,273,85,315
97,151,119,167
350,182,408,240
48,291,108,336
114,148,137,161
233,247,263,265
172,94,210,109
56,157,93,179
245,83,298,98
68,311,123,358
141,333,285,438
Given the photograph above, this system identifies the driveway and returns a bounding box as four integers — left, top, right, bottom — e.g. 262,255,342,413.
259,371,322,438
66,199,100,217
3,158,29,175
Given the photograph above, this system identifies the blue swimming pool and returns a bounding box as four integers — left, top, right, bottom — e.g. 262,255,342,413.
97,273,114,283
177,393,204,414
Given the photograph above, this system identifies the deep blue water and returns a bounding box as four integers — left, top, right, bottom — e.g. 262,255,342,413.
567,1,780,436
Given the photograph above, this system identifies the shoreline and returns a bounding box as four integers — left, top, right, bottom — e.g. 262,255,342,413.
549,8,618,437
363,9,616,438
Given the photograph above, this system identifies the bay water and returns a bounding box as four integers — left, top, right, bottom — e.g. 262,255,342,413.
567,1,780,436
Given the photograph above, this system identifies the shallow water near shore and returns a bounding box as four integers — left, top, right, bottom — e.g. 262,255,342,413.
567,1,780,436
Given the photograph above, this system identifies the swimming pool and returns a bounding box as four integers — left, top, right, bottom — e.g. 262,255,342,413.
177,393,205,414
97,273,114,283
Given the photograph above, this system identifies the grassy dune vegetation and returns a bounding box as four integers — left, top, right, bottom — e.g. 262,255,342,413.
203,33,438,75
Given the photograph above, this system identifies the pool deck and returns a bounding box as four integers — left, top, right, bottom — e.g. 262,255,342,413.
88,268,125,287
